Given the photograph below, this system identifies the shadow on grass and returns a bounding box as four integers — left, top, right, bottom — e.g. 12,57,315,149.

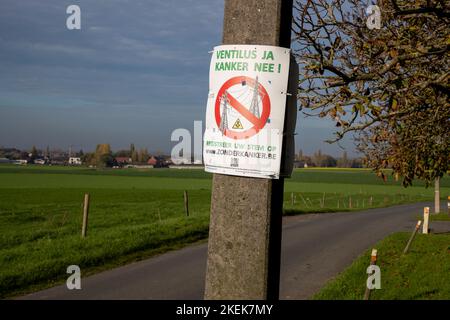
432,231,450,235
283,208,351,216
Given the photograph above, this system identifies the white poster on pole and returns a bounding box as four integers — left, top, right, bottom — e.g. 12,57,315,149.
203,44,290,179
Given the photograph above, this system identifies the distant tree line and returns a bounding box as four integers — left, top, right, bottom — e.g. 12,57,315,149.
82,143,159,167
295,149,363,168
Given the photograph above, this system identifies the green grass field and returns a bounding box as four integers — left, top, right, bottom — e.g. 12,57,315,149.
0,164,448,298
313,233,450,300
430,213,450,222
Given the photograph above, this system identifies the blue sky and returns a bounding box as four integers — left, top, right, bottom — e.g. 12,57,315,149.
0,0,355,156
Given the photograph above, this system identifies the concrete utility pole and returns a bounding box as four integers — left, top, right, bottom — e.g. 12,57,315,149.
204,0,294,300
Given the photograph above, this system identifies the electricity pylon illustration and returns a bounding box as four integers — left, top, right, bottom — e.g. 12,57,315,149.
219,91,229,134
249,76,260,118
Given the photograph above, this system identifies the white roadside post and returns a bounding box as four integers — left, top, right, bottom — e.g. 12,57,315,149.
363,248,378,300
422,207,430,234
447,196,450,215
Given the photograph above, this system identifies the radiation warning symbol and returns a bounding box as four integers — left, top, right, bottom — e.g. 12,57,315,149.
215,76,271,140
232,118,243,129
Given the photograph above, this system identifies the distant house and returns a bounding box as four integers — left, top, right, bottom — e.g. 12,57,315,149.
115,157,132,165
14,159,28,165
147,156,157,166
293,160,310,168
34,159,46,165
147,156,168,168
50,158,66,165
68,157,82,165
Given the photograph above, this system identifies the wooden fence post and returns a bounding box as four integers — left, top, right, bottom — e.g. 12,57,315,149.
81,193,90,238
403,220,422,254
184,190,189,217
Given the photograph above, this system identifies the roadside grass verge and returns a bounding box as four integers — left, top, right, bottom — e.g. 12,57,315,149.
313,232,450,300
2,218,209,299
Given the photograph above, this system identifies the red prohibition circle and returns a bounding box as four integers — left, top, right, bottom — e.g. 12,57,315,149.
215,76,271,140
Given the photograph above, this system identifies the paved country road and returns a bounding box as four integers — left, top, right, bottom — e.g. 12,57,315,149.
19,202,447,300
